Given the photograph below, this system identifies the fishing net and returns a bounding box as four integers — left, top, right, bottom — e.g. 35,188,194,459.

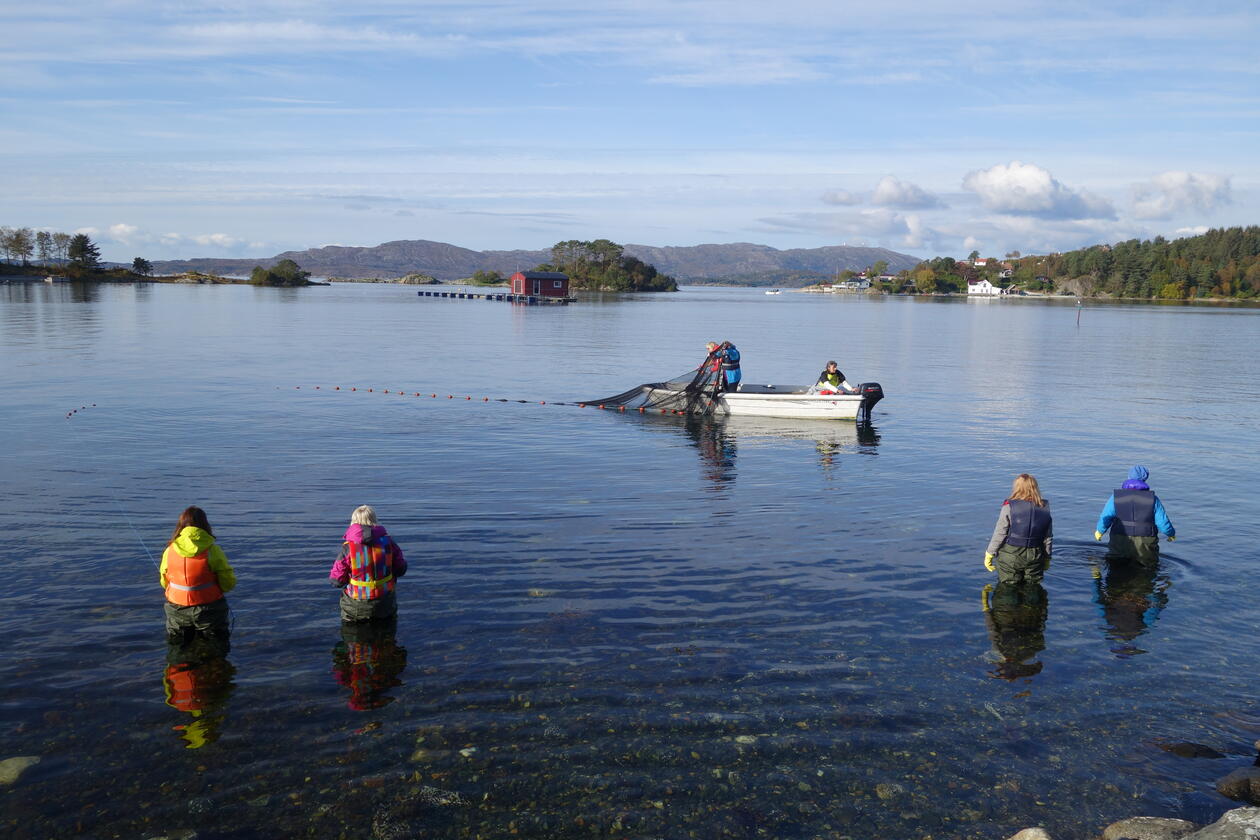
582,364,730,416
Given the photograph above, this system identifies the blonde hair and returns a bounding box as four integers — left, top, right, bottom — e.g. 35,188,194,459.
1009,474,1046,507
705,341,718,351
350,505,379,526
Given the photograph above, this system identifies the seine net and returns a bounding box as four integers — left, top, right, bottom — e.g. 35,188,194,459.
582,363,730,416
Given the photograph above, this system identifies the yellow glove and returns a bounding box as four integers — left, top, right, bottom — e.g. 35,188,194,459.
1167,535,1176,542
1094,530,1103,541
983,552,995,572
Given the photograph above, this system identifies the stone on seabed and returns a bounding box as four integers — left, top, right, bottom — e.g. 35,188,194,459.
1005,829,1051,840
1101,816,1199,840
1216,767,1260,805
0,755,40,786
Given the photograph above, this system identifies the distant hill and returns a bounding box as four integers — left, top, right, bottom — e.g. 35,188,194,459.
151,239,921,285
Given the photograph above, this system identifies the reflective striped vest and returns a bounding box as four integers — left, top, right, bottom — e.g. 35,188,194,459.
164,545,224,606
345,539,396,601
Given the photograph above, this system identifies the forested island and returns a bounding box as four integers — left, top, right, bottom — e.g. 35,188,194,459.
531,239,677,292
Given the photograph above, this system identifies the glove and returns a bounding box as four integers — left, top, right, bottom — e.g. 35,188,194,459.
1094,530,1103,541
1167,535,1176,542
983,552,995,572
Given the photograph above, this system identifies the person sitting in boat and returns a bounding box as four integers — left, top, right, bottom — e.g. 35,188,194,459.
808,361,856,395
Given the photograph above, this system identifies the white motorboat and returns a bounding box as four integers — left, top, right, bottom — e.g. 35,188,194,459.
650,382,884,420
764,289,782,295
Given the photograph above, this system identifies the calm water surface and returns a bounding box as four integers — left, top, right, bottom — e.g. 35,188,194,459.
2,282,1259,839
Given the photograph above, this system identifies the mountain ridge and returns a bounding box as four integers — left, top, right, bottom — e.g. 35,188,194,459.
151,239,921,285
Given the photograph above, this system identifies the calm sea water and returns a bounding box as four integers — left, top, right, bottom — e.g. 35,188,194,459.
1,282,1258,840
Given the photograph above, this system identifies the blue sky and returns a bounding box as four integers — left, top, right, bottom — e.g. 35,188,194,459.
2,0,1257,263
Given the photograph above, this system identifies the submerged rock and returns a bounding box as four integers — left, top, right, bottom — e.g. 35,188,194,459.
1159,742,1226,759
1215,768,1260,804
143,832,198,840
1005,829,1051,840
1182,807,1260,839
1101,816,1200,839
0,755,40,786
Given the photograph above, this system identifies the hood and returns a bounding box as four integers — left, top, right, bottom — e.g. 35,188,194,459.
1127,465,1150,482
172,526,216,556
1121,479,1150,490
344,524,388,544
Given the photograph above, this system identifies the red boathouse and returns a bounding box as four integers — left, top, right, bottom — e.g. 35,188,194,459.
510,270,570,298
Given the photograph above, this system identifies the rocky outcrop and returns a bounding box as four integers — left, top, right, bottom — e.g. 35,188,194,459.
1100,816,1199,840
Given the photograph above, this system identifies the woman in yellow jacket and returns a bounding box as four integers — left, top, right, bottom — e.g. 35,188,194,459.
160,506,237,646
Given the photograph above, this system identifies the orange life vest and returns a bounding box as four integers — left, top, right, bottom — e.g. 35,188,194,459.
164,544,225,606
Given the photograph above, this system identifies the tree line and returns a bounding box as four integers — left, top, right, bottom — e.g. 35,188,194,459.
902,227,1260,299
535,239,678,292
0,226,156,277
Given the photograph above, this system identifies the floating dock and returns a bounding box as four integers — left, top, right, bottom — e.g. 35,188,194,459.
417,289,575,305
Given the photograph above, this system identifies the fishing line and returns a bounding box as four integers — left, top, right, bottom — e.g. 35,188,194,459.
65,404,160,569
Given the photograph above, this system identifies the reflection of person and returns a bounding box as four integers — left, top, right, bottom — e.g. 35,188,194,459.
684,416,736,485
332,618,408,710
1094,466,1175,563
163,635,235,749
160,506,236,647
981,582,1048,680
984,474,1053,585
1091,557,1169,657
330,505,408,622
809,361,855,395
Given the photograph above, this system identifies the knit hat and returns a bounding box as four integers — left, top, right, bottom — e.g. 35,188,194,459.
1127,465,1149,481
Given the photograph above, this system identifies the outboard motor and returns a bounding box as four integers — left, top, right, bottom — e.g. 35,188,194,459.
855,382,884,422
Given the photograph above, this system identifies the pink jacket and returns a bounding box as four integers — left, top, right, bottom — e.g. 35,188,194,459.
329,524,408,587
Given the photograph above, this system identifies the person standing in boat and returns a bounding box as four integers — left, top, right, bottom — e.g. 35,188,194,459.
1093,466,1175,564
330,505,408,623
983,474,1053,585
810,360,856,394
714,340,741,393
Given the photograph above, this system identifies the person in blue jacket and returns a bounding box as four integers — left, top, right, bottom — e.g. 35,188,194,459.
1094,466,1175,563
714,341,741,393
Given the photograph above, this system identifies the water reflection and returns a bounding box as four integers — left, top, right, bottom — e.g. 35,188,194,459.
331,619,408,711
162,635,235,749
981,582,1048,680
1091,558,1170,657
684,417,736,485
673,415,880,484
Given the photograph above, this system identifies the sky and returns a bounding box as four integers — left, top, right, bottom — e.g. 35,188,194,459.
2,0,1257,263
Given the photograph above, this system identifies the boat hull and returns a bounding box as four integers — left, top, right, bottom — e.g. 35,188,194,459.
654,385,869,420
718,391,865,419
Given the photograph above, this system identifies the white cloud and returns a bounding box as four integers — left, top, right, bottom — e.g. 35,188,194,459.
1175,225,1210,236
963,236,981,252
962,161,1115,220
821,189,860,206
192,233,245,249
1132,172,1231,219
871,175,943,209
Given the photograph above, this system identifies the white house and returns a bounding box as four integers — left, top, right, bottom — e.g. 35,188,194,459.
967,278,1003,296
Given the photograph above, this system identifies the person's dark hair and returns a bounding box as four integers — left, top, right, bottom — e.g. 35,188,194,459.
171,505,213,543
